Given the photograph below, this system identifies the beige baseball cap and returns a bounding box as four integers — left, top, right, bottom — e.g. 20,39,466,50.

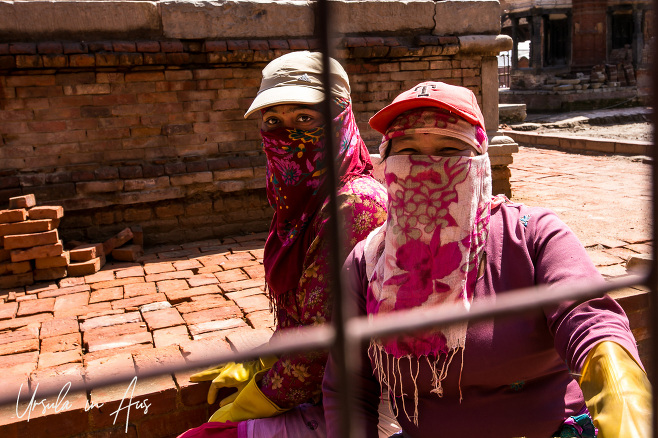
244,51,351,119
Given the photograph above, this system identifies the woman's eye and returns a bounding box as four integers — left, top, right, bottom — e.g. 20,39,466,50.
396,148,418,154
297,114,313,123
264,117,279,126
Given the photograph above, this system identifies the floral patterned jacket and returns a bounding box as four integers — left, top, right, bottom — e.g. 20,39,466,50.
259,175,387,409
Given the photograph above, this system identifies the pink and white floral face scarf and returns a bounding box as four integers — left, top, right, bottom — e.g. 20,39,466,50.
364,108,498,423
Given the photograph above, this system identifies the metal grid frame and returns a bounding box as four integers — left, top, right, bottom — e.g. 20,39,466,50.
1,1,655,437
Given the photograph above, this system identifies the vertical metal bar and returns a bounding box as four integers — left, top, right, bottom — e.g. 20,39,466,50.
315,1,356,437
650,0,658,435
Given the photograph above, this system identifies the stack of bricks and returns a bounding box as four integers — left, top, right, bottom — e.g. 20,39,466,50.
67,226,145,277
0,194,66,289
68,242,105,277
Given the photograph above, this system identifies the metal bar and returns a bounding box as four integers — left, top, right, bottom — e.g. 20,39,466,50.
650,0,658,433
349,274,647,341
0,274,644,407
314,1,357,437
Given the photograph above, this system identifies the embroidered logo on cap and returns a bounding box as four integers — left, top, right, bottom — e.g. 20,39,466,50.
414,84,437,97
297,74,311,82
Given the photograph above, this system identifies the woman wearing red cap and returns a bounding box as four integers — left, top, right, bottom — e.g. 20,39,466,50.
180,52,394,437
322,81,651,438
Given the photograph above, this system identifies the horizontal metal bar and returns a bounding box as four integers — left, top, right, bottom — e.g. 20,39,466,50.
349,273,647,341
0,273,645,406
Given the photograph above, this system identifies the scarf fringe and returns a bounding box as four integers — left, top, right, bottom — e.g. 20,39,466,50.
368,340,465,426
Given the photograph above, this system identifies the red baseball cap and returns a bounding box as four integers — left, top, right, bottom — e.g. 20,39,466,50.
369,81,486,134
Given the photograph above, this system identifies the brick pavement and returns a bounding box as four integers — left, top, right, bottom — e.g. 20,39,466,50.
0,232,274,437
0,145,653,437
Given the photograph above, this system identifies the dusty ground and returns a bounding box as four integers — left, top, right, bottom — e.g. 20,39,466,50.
505,106,654,142
531,122,653,142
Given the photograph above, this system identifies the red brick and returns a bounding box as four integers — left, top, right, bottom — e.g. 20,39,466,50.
83,321,146,344
133,344,186,374
182,306,242,325
38,284,90,299
125,71,165,82
226,328,272,352
151,271,194,288
186,273,219,287
8,194,36,209
0,270,32,290
89,286,123,304
2,260,31,274
144,262,176,274
34,251,69,269
165,284,222,304
37,348,82,369
103,227,134,254
111,293,167,311
243,264,265,279
83,269,114,283
3,393,89,437
40,317,78,338
0,350,37,368
54,291,89,313
189,318,246,337
33,266,67,282
219,278,264,293
214,269,248,283
29,362,87,409
0,337,39,356
79,311,142,332
172,259,202,271
89,276,143,291
85,350,134,377
17,297,55,316
0,301,18,319
28,205,64,220
40,332,81,353
0,313,52,331
114,264,145,279
10,241,63,262
0,219,56,237
231,294,270,313
178,295,231,313
68,256,103,277
131,225,144,246
142,307,185,330
246,310,275,330
136,41,161,52
69,242,104,261
179,334,232,365
86,330,152,352
161,41,184,52
122,282,155,298
152,325,190,348
0,209,27,224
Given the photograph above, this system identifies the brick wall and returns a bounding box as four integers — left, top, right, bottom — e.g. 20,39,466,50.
1,35,495,245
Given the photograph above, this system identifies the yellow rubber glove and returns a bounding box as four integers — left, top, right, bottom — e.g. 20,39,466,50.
579,341,652,438
189,356,278,405
208,369,289,423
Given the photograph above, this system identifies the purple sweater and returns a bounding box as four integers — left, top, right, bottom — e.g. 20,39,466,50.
323,203,639,438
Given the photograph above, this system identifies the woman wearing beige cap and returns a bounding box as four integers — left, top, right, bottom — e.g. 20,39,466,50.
180,52,392,437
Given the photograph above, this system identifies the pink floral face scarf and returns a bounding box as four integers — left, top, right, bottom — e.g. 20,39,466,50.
364,108,499,424
262,100,373,299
